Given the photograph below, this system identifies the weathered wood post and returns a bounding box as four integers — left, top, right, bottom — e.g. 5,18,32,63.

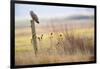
30,10,39,56
30,20,37,55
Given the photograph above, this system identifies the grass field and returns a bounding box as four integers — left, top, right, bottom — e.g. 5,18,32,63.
15,20,94,65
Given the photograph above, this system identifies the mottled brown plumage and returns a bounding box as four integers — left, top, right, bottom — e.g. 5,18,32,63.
30,11,39,23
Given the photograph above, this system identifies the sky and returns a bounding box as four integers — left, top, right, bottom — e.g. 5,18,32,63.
15,3,94,21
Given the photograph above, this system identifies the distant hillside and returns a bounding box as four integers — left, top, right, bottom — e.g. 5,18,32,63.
15,15,94,29
66,15,94,20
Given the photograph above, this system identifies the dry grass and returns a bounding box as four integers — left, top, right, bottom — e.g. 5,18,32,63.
15,51,94,65
15,20,94,65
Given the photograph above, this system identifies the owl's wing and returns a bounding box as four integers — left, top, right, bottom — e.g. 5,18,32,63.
34,13,39,23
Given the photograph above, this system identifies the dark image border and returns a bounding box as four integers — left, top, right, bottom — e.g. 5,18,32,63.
10,0,97,68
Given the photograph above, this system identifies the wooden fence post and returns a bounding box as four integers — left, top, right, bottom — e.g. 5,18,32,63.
30,20,38,55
